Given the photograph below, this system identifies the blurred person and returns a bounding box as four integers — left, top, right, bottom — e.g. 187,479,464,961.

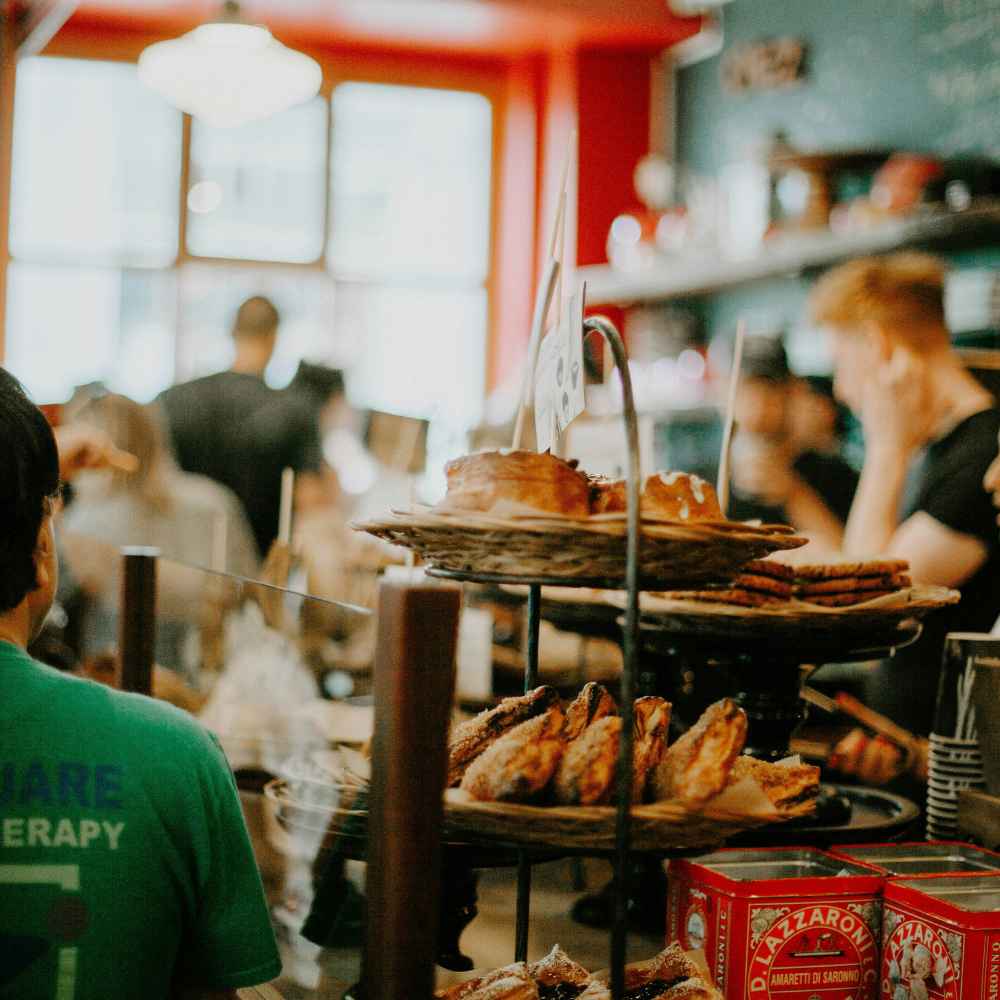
814,253,1000,783
157,296,328,556
729,335,858,550
0,367,280,999
60,393,258,673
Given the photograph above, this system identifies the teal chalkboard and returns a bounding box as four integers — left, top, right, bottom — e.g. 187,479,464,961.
678,0,1000,175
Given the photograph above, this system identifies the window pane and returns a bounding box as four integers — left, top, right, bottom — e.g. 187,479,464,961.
335,281,486,426
186,99,328,263
10,57,181,266
5,263,177,403
329,83,492,281
176,263,337,385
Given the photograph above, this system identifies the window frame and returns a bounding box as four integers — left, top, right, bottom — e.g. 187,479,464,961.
1,29,507,410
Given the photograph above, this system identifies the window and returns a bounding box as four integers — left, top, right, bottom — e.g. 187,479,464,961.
329,82,492,425
5,57,495,434
186,97,328,263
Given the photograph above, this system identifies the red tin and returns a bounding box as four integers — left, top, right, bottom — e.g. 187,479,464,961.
830,842,1000,879
881,876,1000,1000
667,847,884,999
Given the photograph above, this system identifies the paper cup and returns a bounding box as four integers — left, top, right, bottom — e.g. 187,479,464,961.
972,651,1000,796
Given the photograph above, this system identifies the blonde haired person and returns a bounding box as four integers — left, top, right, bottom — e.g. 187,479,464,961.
61,393,258,672
812,253,1000,783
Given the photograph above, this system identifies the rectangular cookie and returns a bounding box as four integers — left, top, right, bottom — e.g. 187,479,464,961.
797,573,911,595
792,559,909,580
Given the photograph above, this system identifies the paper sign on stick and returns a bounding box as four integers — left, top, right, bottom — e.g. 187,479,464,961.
534,329,559,453
555,284,587,432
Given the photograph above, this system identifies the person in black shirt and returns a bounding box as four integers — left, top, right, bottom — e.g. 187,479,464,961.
157,296,326,557
811,253,1000,783
729,335,858,550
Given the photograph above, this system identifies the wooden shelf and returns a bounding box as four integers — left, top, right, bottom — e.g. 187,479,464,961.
578,203,1000,306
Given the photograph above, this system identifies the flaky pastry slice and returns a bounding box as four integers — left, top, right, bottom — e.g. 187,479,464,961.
729,755,820,814
460,707,565,802
528,945,591,990
448,686,560,787
436,963,538,1000
586,943,722,999
563,682,617,742
650,699,747,807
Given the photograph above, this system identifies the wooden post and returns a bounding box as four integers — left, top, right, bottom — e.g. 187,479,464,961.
117,546,158,696
363,580,461,1000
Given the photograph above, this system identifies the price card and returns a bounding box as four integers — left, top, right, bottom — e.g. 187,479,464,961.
555,285,587,432
534,328,559,452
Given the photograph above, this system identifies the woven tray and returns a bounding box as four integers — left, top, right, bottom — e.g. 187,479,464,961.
623,585,959,643
263,777,806,853
352,508,806,586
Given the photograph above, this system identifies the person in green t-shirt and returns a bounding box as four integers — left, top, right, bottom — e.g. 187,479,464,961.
0,368,281,999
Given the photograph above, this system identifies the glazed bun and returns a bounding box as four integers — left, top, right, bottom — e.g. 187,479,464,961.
641,471,721,522
590,472,721,521
443,450,591,518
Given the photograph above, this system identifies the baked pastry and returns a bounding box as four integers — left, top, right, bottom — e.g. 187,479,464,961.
460,707,566,802
448,686,560,787
436,964,538,1000
791,558,912,607
528,945,592,994
729,755,820,814
563,682,617,741
587,943,723,999
590,472,723,523
553,716,622,806
632,696,671,802
651,699,747,806
641,472,722,522
654,587,787,609
443,450,591,518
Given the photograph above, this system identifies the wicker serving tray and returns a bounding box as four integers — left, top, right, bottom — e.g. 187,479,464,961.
352,507,806,586
622,585,959,643
263,777,808,852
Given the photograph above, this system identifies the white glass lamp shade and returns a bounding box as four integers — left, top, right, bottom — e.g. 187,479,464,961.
138,23,322,128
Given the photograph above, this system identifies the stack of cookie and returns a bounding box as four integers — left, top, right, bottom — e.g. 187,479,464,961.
791,559,911,606
659,558,911,609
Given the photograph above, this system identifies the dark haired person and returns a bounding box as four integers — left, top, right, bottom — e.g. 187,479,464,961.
0,367,280,998
812,254,1000,785
729,335,858,551
157,296,326,556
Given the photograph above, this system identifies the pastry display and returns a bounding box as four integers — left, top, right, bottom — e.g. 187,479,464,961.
437,944,722,1000
460,707,566,802
452,688,768,811
443,450,591,518
650,698,748,807
448,686,560,787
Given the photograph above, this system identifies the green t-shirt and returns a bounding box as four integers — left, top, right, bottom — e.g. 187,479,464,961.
0,642,281,999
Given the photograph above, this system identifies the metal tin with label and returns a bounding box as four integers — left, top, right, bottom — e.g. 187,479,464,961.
667,847,884,999
882,875,1000,999
831,841,1000,878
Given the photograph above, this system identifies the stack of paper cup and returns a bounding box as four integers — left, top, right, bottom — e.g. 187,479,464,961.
927,633,992,839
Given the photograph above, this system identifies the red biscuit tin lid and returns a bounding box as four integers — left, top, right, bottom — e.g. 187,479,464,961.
830,841,1000,877
886,876,1000,930
670,847,884,897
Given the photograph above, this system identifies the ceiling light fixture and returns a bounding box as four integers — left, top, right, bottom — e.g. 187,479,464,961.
138,1,322,129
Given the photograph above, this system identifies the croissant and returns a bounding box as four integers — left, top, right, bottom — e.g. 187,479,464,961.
448,686,560,787
563,682,617,742
650,699,747,806
632,696,671,802
553,716,621,806
460,707,566,802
